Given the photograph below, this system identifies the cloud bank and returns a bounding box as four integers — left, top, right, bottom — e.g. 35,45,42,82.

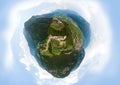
5,0,112,85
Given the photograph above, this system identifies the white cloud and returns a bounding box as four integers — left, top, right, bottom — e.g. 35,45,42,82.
6,0,112,85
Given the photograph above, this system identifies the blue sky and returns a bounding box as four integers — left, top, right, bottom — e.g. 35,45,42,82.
0,0,120,85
